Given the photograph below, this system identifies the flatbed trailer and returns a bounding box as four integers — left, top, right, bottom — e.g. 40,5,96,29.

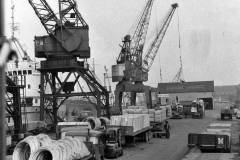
182,152,238,160
188,123,232,152
107,125,152,145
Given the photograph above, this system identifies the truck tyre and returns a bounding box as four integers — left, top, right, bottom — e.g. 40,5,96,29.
120,149,123,156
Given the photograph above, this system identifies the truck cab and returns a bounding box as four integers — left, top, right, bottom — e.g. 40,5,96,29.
221,106,233,120
191,99,205,119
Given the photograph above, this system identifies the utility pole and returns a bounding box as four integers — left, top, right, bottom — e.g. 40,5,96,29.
0,0,6,159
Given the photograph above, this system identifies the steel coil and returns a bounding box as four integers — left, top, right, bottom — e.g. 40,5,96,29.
99,117,110,128
84,117,101,130
29,137,90,160
12,134,51,160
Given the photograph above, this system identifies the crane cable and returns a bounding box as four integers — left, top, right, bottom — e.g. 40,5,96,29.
177,8,184,81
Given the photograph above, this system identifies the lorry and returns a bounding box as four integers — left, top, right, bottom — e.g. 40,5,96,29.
180,100,204,119
180,101,193,118
171,103,184,119
56,120,152,159
188,123,232,153
191,100,205,119
221,107,233,120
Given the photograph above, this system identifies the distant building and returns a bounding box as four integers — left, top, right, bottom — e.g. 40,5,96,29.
156,81,214,109
214,85,240,103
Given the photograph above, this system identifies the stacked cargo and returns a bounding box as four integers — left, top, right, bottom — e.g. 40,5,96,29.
110,114,150,132
154,109,167,122
123,107,167,123
127,105,147,109
158,105,172,117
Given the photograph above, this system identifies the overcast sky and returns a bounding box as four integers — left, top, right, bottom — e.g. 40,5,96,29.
3,0,240,86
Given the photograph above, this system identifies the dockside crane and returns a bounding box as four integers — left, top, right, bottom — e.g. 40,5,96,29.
113,2,178,113
28,0,110,126
115,0,154,83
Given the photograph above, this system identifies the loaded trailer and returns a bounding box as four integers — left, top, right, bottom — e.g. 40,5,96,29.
56,117,153,159
188,123,232,152
107,125,152,145
182,152,238,160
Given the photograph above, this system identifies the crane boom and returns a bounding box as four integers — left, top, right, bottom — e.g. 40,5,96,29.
28,0,60,35
143,3,178,71
131,0,154,64
116,0,154,65
59,0,88,27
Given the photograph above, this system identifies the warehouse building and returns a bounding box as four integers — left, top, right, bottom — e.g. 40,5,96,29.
157,81,214,109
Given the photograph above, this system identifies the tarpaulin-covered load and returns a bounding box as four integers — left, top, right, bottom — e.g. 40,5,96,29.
110,114,150,132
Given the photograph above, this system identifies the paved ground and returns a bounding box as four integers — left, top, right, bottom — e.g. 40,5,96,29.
114,110,218,160
6,107,240,160
112,108,240,160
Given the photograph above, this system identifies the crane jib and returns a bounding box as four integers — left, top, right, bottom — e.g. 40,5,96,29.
143,3,178,72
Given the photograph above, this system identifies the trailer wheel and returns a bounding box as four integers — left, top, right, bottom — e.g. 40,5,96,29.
120,149,123,156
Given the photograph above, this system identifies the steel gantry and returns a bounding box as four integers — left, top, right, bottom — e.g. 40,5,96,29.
29,0,110,126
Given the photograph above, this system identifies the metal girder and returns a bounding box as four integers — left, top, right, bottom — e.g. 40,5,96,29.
5,76,23,134
40,67,110,126
131,0,154,65
59,0,88,27
28,0,59,35
44,92,98,98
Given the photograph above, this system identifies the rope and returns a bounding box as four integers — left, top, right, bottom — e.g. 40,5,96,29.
177,8,184,81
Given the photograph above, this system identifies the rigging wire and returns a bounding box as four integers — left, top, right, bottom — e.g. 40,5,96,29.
177,7,184,81
127,0,149,36
159,53,162,82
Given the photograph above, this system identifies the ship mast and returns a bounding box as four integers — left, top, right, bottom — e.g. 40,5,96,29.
10,0,31,61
